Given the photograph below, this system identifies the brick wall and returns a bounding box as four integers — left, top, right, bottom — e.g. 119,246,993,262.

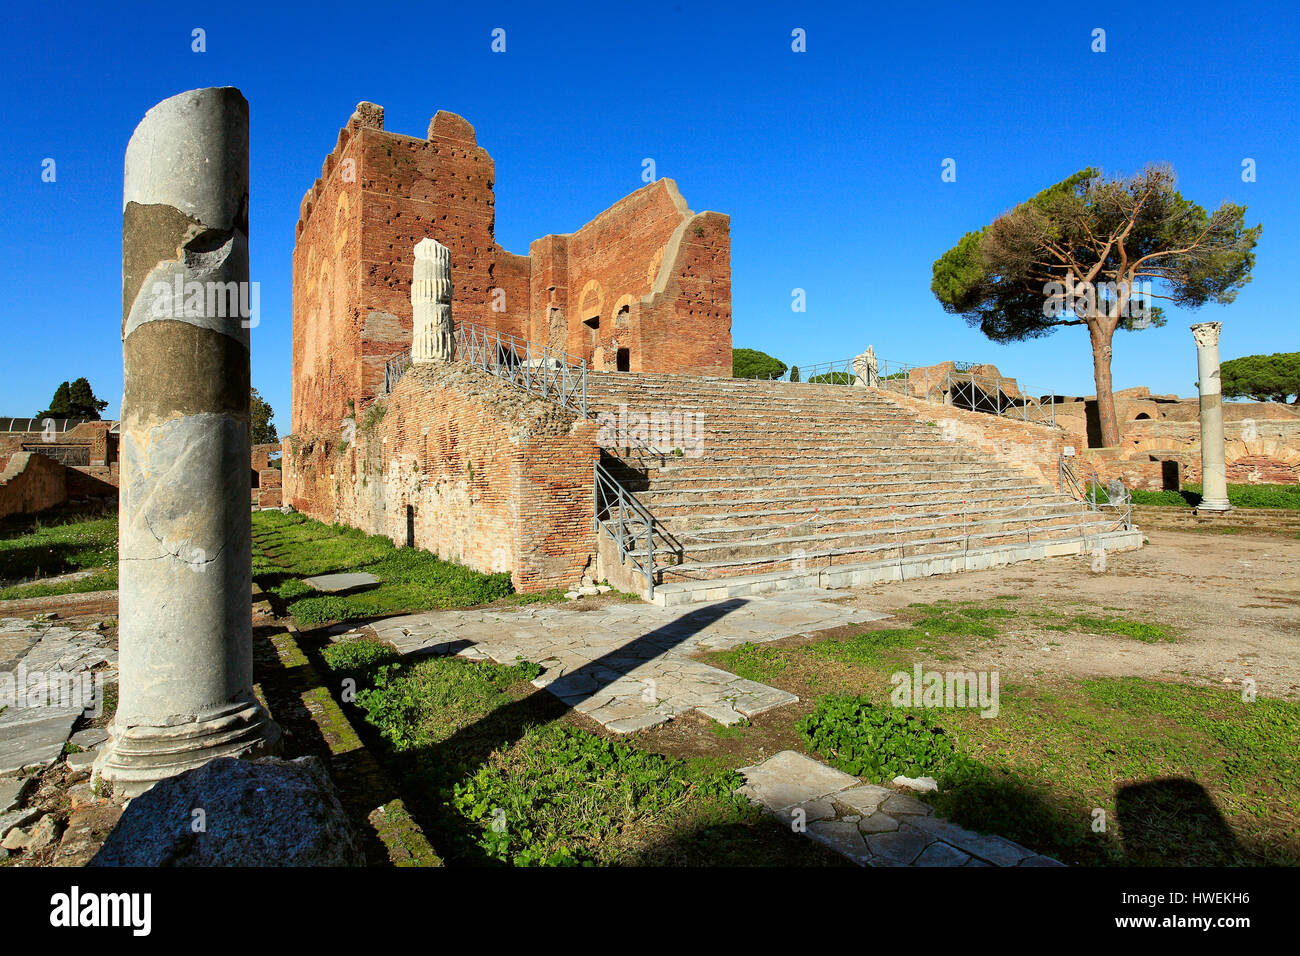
283,363,598,592
292,103,732,435
0,452,68,518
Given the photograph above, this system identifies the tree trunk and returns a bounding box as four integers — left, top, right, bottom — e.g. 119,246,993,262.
1088,320,1121,447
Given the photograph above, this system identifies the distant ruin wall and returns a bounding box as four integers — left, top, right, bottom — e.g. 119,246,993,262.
1085,418,1300,489
283,363,599,592
0,452,67,518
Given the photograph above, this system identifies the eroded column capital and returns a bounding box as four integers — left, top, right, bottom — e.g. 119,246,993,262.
1190,322,1222,350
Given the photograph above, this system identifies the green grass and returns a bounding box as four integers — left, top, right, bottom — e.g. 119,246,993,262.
251,510,561,627
708,598,1296,865
0,508,118,599
323,640,823,866
1095,482,1300,509
1064,614,1176,643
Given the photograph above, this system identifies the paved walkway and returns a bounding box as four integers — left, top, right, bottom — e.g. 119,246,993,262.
1,619,116,845
367,591,888,734
737,750,1062,867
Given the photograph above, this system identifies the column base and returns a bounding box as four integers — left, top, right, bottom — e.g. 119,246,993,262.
1195,499,1233,514
93,699,281,798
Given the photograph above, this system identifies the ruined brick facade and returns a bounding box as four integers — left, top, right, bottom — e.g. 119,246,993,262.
282,364,598,592
292,102,731,435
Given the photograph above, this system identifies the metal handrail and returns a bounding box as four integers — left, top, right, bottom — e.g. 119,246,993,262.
594,459,665,598
454,320,588,417
1058,454,1133,532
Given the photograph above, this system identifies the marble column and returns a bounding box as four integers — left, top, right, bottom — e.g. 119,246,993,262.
96,88,280,795
411,237,454,363
1191,322,1232,512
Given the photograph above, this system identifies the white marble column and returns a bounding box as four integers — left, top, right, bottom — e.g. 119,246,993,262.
97,88,280,795
1191,322,1232,512
411,237,454,363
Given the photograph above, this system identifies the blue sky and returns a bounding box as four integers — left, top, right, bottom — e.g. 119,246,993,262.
2,0,1296,430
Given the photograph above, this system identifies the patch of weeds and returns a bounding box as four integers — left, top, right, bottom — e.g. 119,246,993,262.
1068,615,1176,643
344,654,766,866
0,512,118,596
797,694,959,781
715,642,789,683
321,637,399,678
708,718,751,739
252,510,517,627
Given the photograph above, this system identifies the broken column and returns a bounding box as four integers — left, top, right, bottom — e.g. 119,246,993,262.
97,87,280,795
852,345,878,387
411,237,454,363
1191,321,1232,512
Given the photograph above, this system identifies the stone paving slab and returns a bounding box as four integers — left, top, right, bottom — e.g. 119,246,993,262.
368,592,883,735
302,572,380,594
736,750,1063,868
0,619,117,776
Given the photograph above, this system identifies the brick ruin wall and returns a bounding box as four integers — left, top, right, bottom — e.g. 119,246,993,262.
0,422,120,518
287,102,731,589
291,102,732,437
885,388,1299,493
1081,418,1300,489
283,364,599,592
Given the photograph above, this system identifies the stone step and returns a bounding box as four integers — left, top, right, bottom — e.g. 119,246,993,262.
647,528,1144,605
665,500,1087,541
646,486,1060,518
637,476,1045,502
657,510,1112,569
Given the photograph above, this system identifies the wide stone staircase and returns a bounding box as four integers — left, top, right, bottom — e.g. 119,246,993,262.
585,372,1141,605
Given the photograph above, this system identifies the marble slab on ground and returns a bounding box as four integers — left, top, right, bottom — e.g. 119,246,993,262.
302,572,380,594
737,750,1064,868
0,619,117,776
367,592,886,734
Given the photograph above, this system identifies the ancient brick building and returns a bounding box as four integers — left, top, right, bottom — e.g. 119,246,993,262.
291,102,732,435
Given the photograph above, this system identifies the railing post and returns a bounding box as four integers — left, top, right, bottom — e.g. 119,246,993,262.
645,520,655,599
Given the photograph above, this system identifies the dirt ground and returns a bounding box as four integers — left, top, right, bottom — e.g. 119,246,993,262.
824,528,1300,700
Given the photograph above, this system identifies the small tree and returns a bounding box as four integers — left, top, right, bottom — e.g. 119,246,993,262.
733,348,787,380
1221,352,1300,404
932,165,1260,447
250,388,278,445
789,365,801,382
35,381,73,419
67,377,108,420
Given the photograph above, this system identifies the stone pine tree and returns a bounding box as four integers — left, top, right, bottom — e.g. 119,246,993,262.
1221,352,1300,404
250,388,278,445
931,165,1261,447
732,348,787,380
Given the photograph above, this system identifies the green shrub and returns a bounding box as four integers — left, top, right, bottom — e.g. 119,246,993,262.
321,636,399,676
797,694,959,780
275,578,313,601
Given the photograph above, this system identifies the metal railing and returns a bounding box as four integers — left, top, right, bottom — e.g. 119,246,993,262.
594,460,662,598
1059,454,1133,532
455,321,588,417
766,357,1057,426
382,352,411,395
0,417,95,433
